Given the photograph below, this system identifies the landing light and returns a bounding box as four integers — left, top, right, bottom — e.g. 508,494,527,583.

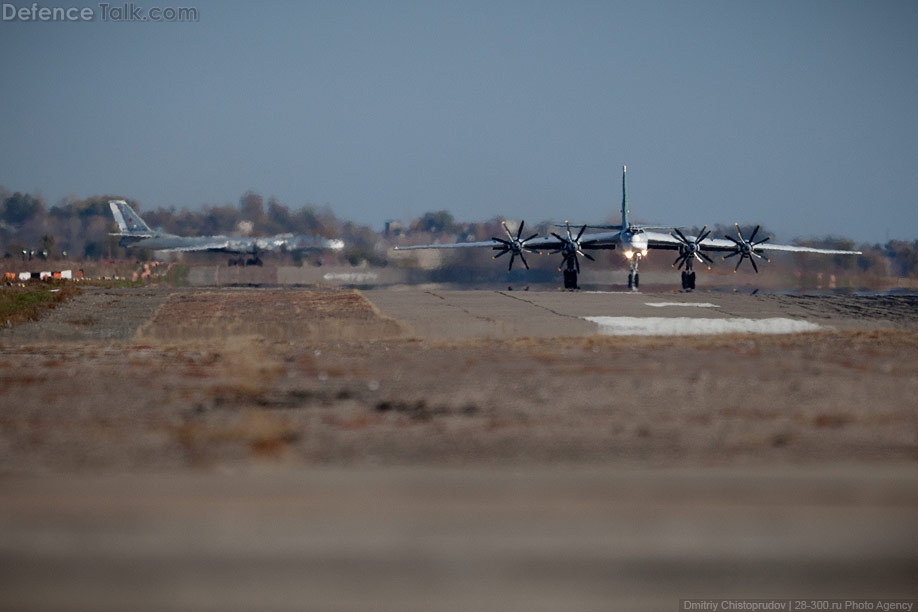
641,249,648,257
624,250,634,259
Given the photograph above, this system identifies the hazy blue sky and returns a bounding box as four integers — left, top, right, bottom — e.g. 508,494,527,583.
1,0,916,242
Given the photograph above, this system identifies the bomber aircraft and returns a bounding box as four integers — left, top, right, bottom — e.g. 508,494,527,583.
109,200,344,266
394,166,861,291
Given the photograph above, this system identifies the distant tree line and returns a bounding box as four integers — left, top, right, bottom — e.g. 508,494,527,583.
1,185,917,278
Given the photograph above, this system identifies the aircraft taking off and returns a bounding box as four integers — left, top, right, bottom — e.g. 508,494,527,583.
109,200,344,266
394,166,861,290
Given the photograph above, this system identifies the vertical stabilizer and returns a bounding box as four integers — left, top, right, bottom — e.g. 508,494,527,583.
109,200,154,235
620,165,629,230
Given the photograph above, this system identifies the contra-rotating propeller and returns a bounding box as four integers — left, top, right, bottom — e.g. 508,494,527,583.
492,220,539,271
549,221,594,273
723,223,771,272
671,226,714,270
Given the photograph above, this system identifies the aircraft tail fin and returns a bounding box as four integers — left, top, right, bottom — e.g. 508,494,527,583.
620,165,629,230
109,200,154,236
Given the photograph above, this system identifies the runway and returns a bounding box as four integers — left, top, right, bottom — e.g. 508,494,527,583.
364,289,918,338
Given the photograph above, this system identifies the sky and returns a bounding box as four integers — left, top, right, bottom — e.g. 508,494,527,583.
1,0,916,243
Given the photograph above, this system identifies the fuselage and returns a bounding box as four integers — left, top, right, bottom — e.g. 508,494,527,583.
618,229,649,260
120,234,344,254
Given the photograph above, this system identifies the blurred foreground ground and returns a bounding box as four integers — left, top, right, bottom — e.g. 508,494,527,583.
1,285,916,610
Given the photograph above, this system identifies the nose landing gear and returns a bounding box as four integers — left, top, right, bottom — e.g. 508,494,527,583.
627,254,642,291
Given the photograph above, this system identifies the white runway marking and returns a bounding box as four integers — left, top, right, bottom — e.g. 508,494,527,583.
323,271,379,282
584,316,821,336
645,302,719,308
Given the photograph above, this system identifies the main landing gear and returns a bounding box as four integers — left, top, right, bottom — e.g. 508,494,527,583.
680,258,697,291
228,256,263,267
627,254,642,291
563,265,579,290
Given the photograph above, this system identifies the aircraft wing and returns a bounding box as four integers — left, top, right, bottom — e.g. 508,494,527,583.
394,231,624,252
567,231,623,249
150,237,234,252
394,239,504,250
394,236,569,251
637,231,861,255
696,236,862,255
642,230,685,251
394,230,861,256
145,235,344,254
252,236,345,252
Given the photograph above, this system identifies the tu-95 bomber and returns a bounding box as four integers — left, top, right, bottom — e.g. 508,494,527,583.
109,200,344,266
394,166,861,291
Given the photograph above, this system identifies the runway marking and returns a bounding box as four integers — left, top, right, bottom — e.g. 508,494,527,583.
584,316,821,336
645,302,719,308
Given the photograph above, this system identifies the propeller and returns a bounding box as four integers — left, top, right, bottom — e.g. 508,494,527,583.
670,225,714,270
722,223,771,273
549,221,594,273
492,220,539,271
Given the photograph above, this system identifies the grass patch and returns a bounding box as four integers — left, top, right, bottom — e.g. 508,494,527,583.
0,282,81,327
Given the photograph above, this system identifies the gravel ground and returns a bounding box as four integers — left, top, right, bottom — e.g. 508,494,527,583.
0,285,169,342
1,287,916,470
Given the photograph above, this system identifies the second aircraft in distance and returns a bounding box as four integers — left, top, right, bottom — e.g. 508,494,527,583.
109,200,344,266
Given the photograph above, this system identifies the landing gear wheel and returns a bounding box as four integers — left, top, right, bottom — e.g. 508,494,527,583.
563,269,579,290
681,271,688,290
688,272,696,290
628,256,641,292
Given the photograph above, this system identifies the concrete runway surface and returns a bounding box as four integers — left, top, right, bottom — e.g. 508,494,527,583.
364,289,918,338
